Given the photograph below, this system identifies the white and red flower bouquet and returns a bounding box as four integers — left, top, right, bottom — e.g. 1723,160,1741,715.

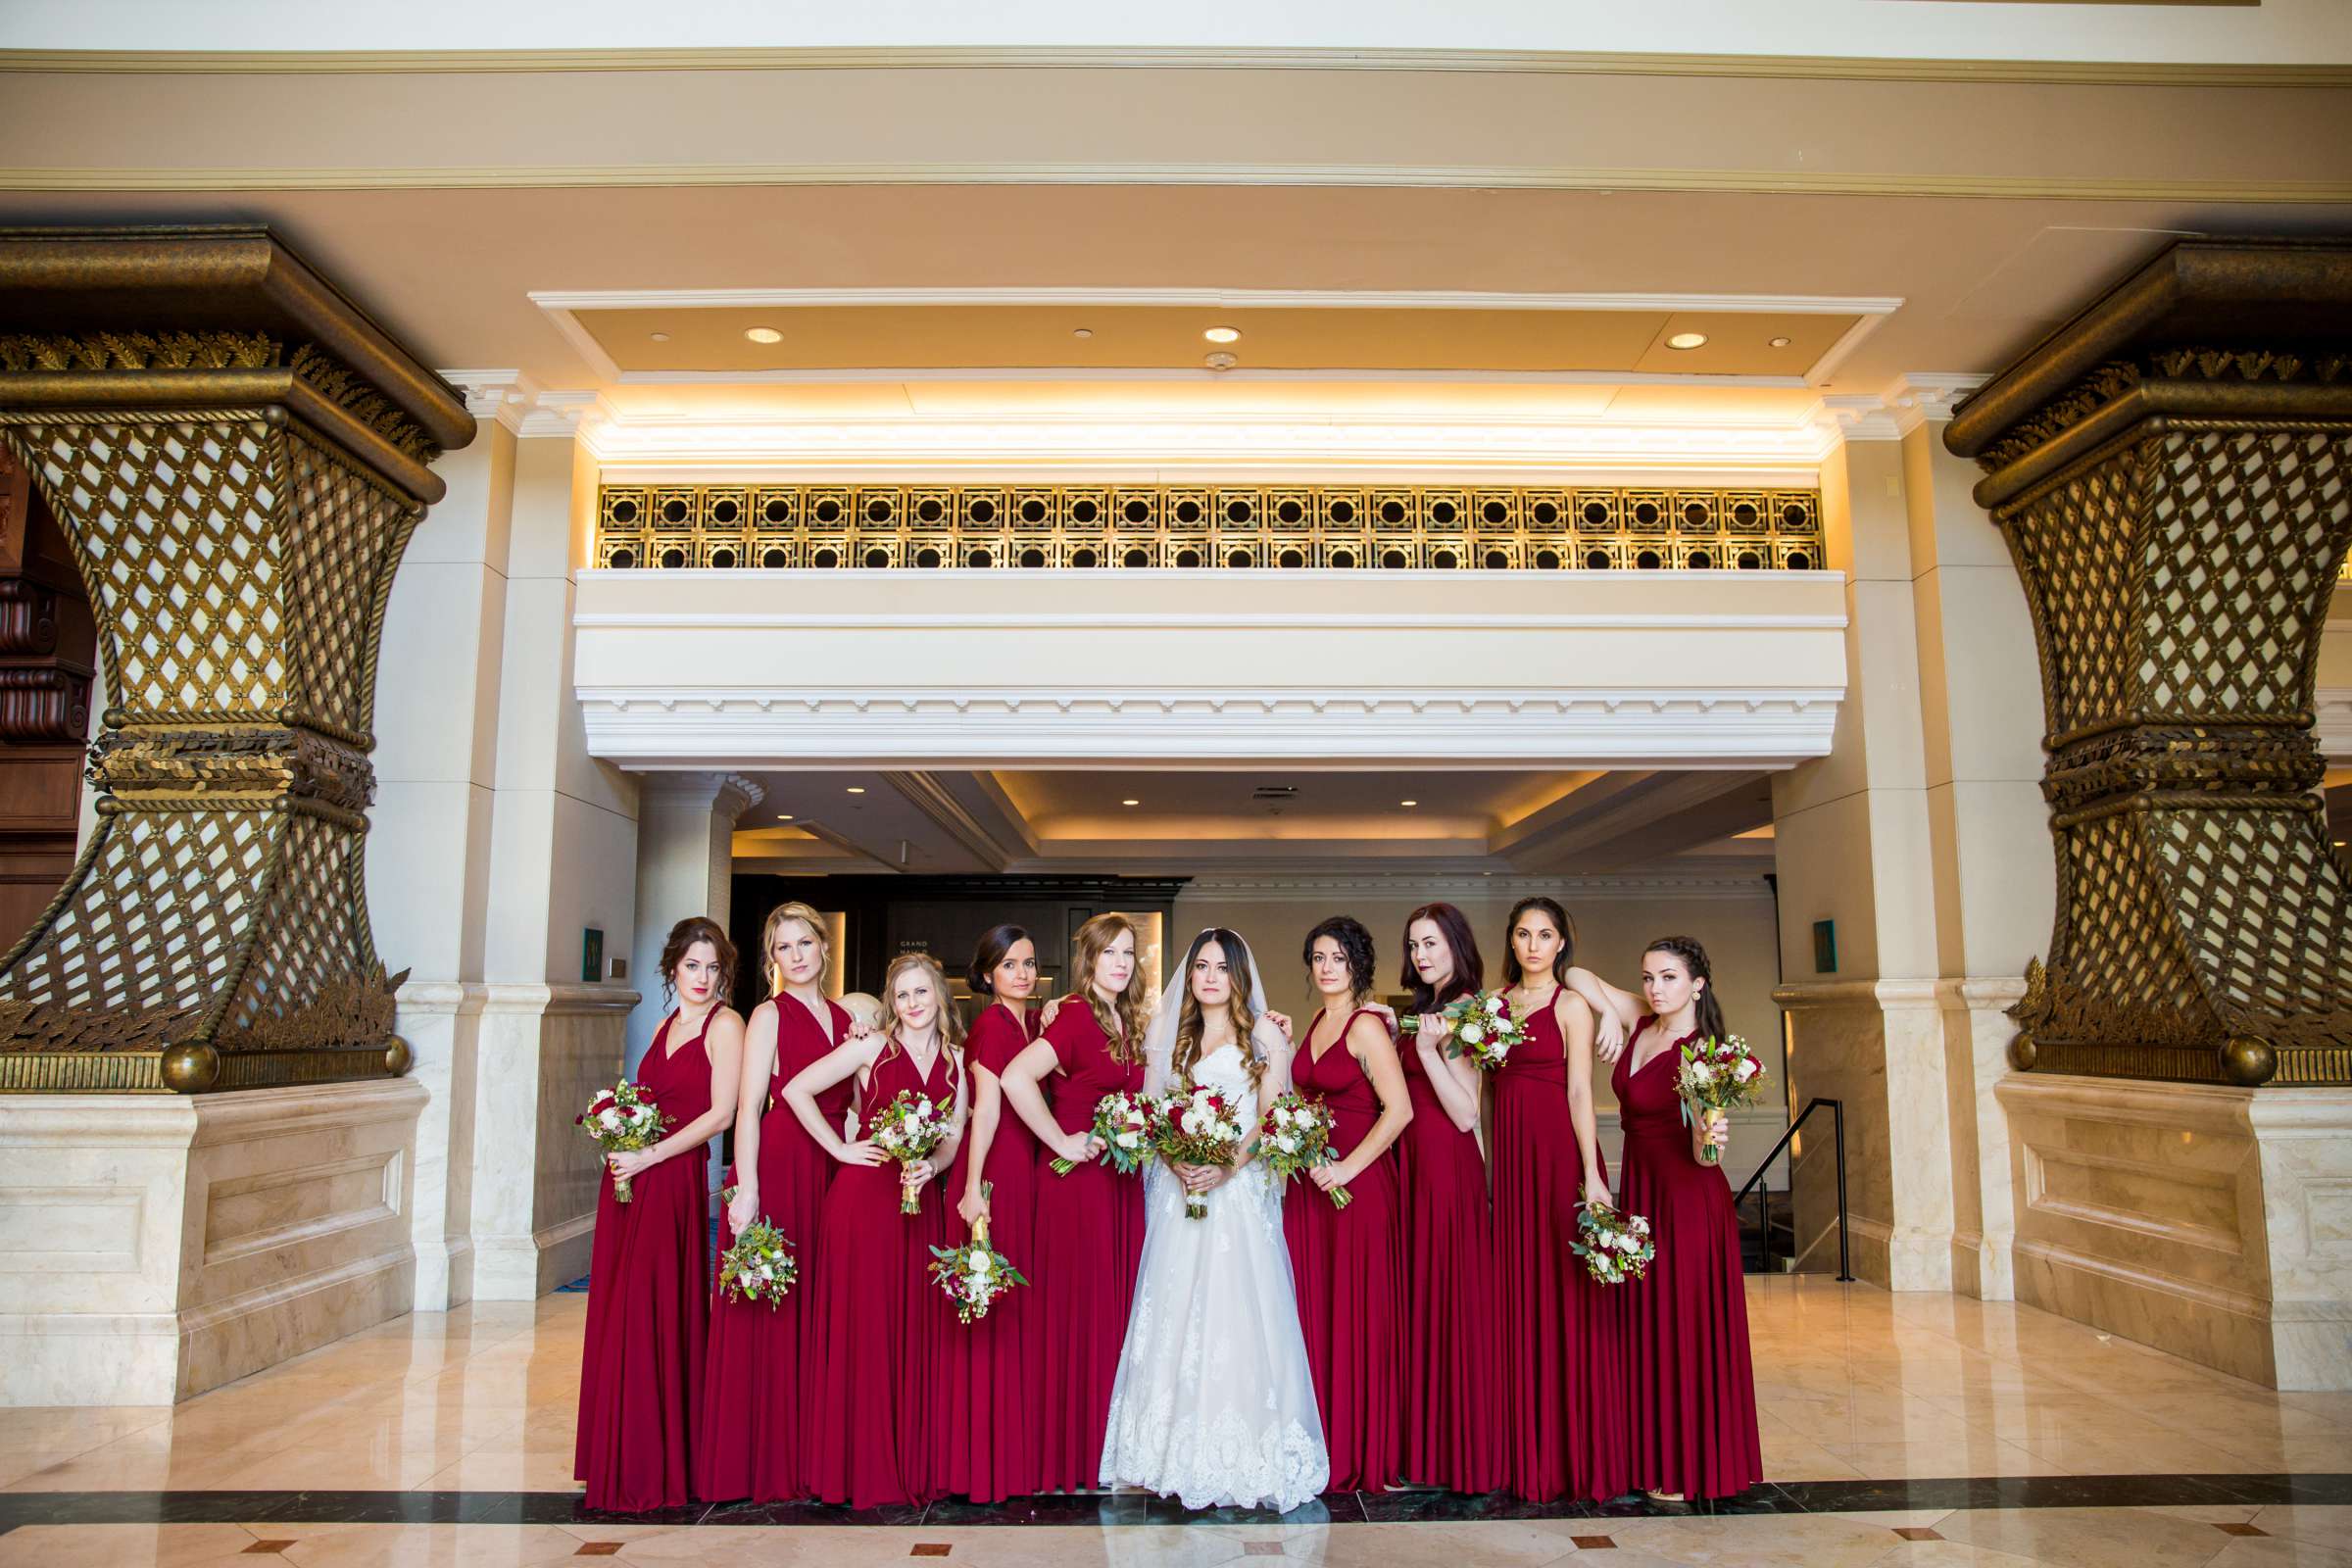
869,1088,952,1215
1677,1033,1766,1166
1573,1201,1656,1286
1400,989,1524,1071
1153,1080,1253,1220
928,1180,1030,1325
1257,1091,1349,1208
575,1079,669,1202
1052,1089,1159,1176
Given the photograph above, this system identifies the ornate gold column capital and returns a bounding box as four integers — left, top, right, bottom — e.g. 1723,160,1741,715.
0,225,474,1092
1945,237,2352,1087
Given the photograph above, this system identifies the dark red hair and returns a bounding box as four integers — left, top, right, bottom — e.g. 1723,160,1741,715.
1399,902,1483,1013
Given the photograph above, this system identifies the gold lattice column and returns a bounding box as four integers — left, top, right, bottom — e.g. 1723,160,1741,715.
1945,238,2352,1089
0,226,473,1093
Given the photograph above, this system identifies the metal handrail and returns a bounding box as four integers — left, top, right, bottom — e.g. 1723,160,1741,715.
1734,1097,1854,1283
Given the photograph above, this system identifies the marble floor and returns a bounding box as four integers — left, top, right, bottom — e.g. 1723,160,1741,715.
2,1276,2348,1566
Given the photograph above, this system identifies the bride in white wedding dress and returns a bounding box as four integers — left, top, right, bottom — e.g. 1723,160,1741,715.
1098,927,1331,1512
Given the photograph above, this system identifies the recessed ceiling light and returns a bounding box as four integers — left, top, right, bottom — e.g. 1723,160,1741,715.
845,786,864,794
1203,325,1242,344
1767,335,1792,349
1664,331,1709,351
744,326,783,345
778,813,795,820
1400,799,1418,808
1072,327,1095,340
1122,798,1140,807
649,331,671,342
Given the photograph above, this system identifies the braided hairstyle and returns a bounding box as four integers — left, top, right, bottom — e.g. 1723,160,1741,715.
1643,934,1728,1041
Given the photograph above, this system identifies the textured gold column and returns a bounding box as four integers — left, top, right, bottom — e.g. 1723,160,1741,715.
0,227,474,1092
1946,238,2352,1087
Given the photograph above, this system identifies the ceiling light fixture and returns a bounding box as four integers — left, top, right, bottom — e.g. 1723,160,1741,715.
1767,335,1792,348
1122,799,1140,807
744,326,783,344
1203,351,1239,371
845,786,865,794
649,331,670,342
1203,326,1242,344
1072,327,1095,340
1400,799,1418,808
778,813,795,820
1664,331,1709,351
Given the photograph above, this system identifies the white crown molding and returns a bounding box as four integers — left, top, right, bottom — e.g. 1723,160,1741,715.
1179,871,1774,904
436,368,542,434
1884,372,1991,437
572,602,1848,631
575,688,1843,771
516,389,618,440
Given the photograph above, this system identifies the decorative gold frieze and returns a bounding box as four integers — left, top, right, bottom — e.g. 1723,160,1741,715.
1946,237,2352,1088
593,483,1825,573
0,226,474,1092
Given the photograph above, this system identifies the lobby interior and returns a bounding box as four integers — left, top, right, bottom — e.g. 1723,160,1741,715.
3,4,2352,1564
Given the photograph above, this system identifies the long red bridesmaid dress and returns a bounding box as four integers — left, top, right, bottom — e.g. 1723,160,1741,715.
575,1008,715,1512
937,1001,1043,1501
698,993,852,1501
1284,1006,1402,1494
1495,985,1629,1502
1611,1017,1763,1498
807,1036,960,1509
1396,1020,1503,1493
1028,997,1148,1493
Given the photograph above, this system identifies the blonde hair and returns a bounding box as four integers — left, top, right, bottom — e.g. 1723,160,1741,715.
1070,912,1147,1063
761,901,829,996
878,953,963,1059
1173,927,1263,1089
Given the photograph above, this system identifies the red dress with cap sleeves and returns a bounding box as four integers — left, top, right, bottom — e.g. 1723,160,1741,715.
575,1008,714,1512
1395,1010,1503,1492
1284,1006,1403,1493
1495,984,1629,1501
1611,1017,1763,1499
1028,997,1148,1493
938,1001,1044,1501
806,1037,961,1508
697,993,851,1501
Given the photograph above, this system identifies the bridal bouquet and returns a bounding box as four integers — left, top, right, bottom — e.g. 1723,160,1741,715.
1678,1033,1766,1166
716,1216,800,1306
1154,1081,1253,1220
1572,1201,1655,1286
1398,989,1523,1071
1052,1089,1159,1176
575,1078,669,1202
870,1088,953,1214
1257,1091,1350,1209
928,1180,1030,1325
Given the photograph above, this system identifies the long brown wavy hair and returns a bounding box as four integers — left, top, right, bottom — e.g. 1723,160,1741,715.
1070,911,1148,1062
1172,927,1264,1089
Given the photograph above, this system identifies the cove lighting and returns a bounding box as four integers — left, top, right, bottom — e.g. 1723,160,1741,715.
1203,325,1242,344
1664,332,1709,351
744,326,783,344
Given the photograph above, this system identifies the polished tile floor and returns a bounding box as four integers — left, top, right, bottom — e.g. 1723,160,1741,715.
2,1277,2348,1566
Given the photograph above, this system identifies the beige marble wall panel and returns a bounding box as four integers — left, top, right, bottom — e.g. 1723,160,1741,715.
2245,1090,2352,1391
395,980,483,1311
1775,983,1896,1284
1943,977,2026,1301
1999,1074,2276,1386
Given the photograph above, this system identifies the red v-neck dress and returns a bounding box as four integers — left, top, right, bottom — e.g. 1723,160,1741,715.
1611,1016,1763,1499
1495,984,1629,1501
575,1007,715,1512
698,992,852,1501
1284,1005,1404,1493
806,1035,961,1509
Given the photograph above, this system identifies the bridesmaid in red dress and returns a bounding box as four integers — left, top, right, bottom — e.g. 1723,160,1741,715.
1286,916,1412,1494
940,924,1044,1501
998,912,1150,1494
700,901,852,1502
1395,902,1503,1494
575,917,743,1512
790,952,969,1509
1575,935,1764,1501
1494,896,1631,1503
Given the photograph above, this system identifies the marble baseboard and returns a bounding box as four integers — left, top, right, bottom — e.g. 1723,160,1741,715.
0,1078,427,1405
474,1211,597,1300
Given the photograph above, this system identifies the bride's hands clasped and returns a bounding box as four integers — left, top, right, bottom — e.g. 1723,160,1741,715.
1172,1160,1230,1195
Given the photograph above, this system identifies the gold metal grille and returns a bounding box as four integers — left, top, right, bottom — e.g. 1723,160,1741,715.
1999,423,2352,1086
594,484,1824,572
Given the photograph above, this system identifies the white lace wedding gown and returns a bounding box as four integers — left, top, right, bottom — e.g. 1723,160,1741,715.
1098,1035,1331,1512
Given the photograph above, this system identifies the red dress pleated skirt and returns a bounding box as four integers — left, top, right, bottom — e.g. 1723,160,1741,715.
1611,1018,1764,1499
1494,985,1629,1502
1028,1000,1147,1492
575,1009,715,1512
697,993,853,1501
806,1039,959,1509
1396,1036,1502,1493
1284,1007,1403,1493
937,1002,1044,1501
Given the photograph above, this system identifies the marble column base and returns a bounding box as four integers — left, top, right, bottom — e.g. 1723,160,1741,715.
0,1077,427,1405
469,982,637,1300
1998,1073,2352,1391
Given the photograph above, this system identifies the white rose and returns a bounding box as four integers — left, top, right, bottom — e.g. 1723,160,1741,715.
1487,996,1504,1015
1460,1025,1485,1046
1116,1131,1139,1149
1276,1135,1298,1154
970,1250,992,1276
1735,1058,1759,1082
